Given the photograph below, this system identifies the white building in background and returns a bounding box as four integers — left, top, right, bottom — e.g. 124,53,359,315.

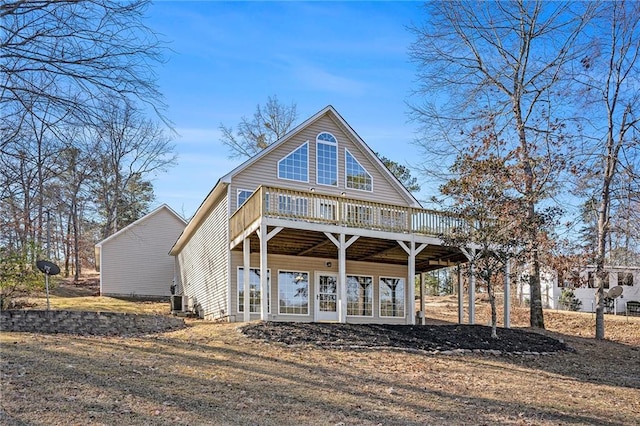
518,265,640,314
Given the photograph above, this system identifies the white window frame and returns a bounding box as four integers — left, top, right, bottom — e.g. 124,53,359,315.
237,267,271,314
316,132,338,187
278,270,310,316
345,148,373,192
277,141,309,183
236,188,253,210
346,274,374,317
379,276,405,318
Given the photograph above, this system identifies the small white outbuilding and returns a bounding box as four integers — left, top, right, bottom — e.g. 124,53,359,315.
95,204,187,297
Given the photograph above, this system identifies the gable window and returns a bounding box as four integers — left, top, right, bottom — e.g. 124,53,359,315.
345,149,372,191
380,277,405,317
238,267,270,313
316,132,337,186
347,275,373,316
278,270,309,315
278,142,308,182
237,189,253,209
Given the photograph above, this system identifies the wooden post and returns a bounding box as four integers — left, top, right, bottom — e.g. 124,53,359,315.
259,224,268,321
243,237,251,322
420,272,426,325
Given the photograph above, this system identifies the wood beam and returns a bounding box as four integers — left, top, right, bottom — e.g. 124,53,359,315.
298,239,333,256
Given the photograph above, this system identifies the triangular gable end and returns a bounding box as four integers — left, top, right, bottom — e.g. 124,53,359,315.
95,204,187,248
219,105,421,208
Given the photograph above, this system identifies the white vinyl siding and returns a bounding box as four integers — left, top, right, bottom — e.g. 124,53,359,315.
99,206,186,297
176,193,229,320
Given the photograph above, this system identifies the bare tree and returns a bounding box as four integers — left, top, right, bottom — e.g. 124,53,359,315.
0,0,168,138
573,0,640,339
90,99,176,238
409,1,596,328
219,96,298,159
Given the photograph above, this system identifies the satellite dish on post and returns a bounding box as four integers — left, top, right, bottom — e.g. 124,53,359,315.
36,260,60,276
36,260,60,311
608,285,623,299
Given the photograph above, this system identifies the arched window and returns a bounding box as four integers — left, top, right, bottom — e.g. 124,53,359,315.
316,132,337,186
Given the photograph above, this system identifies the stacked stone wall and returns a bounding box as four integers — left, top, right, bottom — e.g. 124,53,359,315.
0,310,185,336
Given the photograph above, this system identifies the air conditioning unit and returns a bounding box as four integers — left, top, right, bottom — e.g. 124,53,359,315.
170,295,184,312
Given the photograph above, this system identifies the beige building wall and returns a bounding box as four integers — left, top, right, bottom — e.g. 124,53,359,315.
99,206,186,297
230,252,411,324
230,114,411,213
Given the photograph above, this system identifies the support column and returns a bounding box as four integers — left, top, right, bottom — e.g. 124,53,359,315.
407,241,416,325
243,237,251,322
398,240,427,325
504,258,511,328
256,225,282,321
419,273,426,325
469,260,476,325
457,263,464,324
259,224,268,321
325,232,358,324
338,233,347,323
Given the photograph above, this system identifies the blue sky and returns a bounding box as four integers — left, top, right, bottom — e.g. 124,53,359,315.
146,1,426,219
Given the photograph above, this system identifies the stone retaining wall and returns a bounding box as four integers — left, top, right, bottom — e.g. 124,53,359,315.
0,310,185,336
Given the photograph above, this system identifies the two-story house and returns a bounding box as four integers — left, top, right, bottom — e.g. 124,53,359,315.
169,106,467,324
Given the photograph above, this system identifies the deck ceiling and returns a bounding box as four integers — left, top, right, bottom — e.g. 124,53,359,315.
233,226,467,273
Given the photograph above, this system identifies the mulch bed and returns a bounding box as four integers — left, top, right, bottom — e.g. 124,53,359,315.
241,322,570,355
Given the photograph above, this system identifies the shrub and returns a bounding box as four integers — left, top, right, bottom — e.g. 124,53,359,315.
0,248,43,310
559,289,582,311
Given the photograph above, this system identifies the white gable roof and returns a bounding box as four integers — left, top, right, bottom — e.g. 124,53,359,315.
96,204,187,248
170,105,421,255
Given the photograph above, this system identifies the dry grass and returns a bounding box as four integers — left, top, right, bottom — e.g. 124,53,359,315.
1,286,639,425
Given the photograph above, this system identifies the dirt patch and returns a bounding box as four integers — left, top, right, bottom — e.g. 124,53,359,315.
242,322,569,354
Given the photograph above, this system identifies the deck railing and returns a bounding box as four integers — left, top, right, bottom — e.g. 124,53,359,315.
229,186,471,241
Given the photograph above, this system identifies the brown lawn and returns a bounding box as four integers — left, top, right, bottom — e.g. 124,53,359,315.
1,280,639,425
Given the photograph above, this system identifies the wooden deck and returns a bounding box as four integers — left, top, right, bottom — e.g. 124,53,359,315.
230,186,468,243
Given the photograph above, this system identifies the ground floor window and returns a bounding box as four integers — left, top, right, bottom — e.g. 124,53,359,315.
380,277,405,317
347,275,373,316
618,272,634,286
279,270,309,315
238,267,270,313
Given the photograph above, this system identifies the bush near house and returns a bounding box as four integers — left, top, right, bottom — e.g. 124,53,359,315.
558,289,582,311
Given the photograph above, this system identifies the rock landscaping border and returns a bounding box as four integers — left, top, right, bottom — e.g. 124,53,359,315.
0,310,185,336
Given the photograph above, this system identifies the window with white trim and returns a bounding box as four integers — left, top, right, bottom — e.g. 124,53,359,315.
238,267,270,313
345,149,372,191
278,142,308,182
278,270,309,315
316,132,338,186
380,277,405,317
347,275,373,316
237,189,253,209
